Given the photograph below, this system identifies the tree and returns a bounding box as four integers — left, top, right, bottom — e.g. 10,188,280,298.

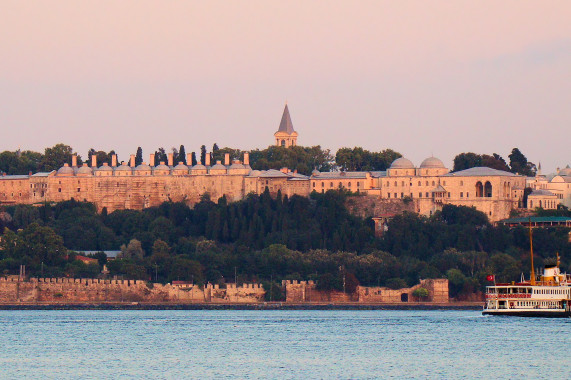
41,144,80,171
120,239,144,260
453,153,482,172
509,148,535,176
135,147,143,166
179,145,186,165
191,152,198,166
412,287,429,300
200,145,207,165
154,148,167,165
335,147,401,171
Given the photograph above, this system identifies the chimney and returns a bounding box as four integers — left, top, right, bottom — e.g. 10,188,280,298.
112,154,117,167
72,154,77,167
281,167,288,174
150,154,155,167
130,154,135,167
205,153,211,166
91,154,97,168
187,153,192,166
224,153,230,166
168,153,174,167
243,152,250,166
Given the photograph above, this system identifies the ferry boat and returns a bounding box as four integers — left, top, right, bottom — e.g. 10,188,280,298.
483,220,571,317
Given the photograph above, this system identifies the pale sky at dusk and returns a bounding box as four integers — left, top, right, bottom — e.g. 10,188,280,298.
1,1,570,172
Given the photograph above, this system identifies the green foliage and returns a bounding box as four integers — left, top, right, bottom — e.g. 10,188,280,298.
335,147,401,171
249,145,334,175
41,144,81,172
262,281,285,301
412,287,429,299
178,145,186,165
453,152,510,172
385,278,408,290
508,148,535,176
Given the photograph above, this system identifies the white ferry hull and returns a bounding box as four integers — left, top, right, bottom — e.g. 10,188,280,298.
482,308,571,318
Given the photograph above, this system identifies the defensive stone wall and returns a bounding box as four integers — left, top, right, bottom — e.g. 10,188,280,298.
0,276,265,304
283,279,449,303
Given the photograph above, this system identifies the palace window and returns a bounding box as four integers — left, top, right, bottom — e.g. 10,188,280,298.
388,193,390,198
419,192,422,198
460,192,463,198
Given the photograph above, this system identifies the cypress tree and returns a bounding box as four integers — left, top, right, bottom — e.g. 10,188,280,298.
200,145,206,165
191,152,198,166
179,145,186,165
135,147,143,166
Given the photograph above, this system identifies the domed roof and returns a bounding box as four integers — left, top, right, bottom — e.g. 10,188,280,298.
96,164,113,171
115,164,132,172
134,163,152,171
154,163,170,172
191,164,207,170
420,157,445,169
312,169,320,176
390,157,415,169
229,162,245,170
210,162,226,171
77,165,93,175
173,163,189,172
57,164,74,175
559,167,571,176
249,170,261,177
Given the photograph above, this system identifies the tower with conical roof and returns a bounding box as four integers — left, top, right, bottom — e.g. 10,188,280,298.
274,103,298,148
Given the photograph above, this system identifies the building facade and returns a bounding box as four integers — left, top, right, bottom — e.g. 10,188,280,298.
3,105,563,222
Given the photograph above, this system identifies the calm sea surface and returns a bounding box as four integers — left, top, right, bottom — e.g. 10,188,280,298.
1,309,569,379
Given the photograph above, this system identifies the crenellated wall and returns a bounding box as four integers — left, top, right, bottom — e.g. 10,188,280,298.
283,279,449,303
0,277,265,304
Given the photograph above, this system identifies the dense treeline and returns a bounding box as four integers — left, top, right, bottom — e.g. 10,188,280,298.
453,148,536,176
0,193,569,299
2,143,541,179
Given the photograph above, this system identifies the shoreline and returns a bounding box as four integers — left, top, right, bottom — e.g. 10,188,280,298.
0,302,482,311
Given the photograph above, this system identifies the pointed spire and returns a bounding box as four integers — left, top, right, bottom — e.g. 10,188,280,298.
277,103,295,134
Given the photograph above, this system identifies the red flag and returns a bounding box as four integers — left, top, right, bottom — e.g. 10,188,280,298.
486,275,495,282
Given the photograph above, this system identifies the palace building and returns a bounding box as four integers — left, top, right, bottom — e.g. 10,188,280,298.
2,105,566,222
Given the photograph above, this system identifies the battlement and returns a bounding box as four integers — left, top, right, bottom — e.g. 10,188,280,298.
281,280,315,286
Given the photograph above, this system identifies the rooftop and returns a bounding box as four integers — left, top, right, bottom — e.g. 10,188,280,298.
446,167,518,177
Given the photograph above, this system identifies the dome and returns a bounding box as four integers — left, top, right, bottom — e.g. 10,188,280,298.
57,164,74,176
154,163,170,172
312,169,320,176
173,163,189,173
77,165,93,175
191,164,207,170
96,164,113,172
115,164,132,173
390,157,415,169
420,157,445,169
134,163,152,172
229,162,245,170
249,170,261,177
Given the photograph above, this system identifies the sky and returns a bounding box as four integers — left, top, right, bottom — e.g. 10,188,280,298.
1,1,570,172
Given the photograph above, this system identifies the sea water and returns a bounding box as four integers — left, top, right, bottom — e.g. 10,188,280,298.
0,310,569,379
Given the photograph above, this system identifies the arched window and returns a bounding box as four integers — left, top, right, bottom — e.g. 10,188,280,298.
281,140,286,147
484,181,492,197
475,181,484,197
